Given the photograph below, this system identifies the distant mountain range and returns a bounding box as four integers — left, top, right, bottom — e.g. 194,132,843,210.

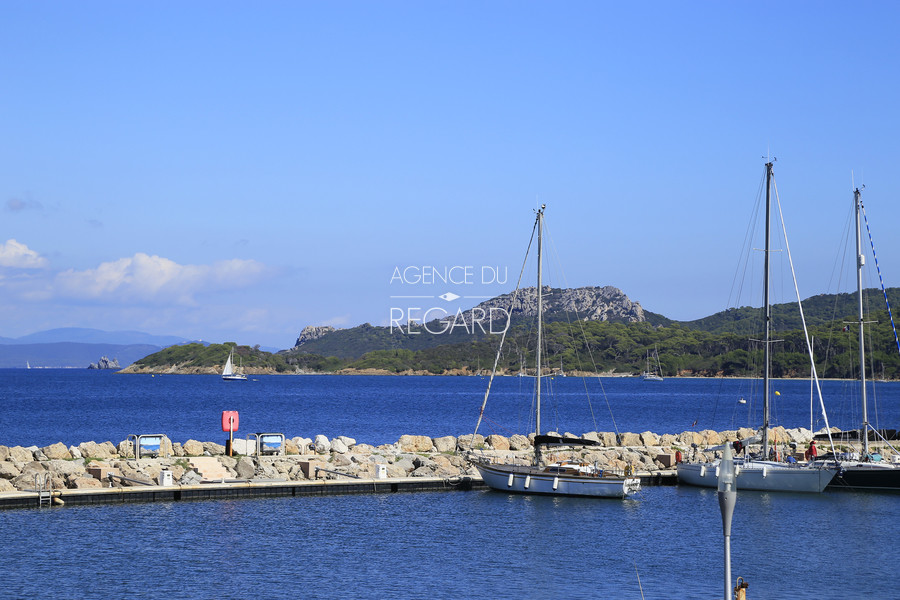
0,328,192,347
0,328,197,369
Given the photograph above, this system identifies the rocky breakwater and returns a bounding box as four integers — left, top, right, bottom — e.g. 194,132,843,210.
0,425,825,493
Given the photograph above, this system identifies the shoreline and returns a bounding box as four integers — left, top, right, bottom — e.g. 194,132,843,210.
113,364,884,381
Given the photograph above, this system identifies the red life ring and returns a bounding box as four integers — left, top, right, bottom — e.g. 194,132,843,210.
675,450,683,463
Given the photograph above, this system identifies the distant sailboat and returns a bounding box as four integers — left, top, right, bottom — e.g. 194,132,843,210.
641,347,663,381
222,347,247,381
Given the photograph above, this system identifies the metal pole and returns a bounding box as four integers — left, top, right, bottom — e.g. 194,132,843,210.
762,161,773,458
855,187,869,456
535,204,545,438
718,443,737,600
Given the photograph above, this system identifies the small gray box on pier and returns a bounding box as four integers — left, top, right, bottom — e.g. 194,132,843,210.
375,464,387,479
158,470,173,486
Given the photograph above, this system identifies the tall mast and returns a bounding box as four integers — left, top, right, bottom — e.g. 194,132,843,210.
535,204,545,437
854,187,869,456
762,161,773,457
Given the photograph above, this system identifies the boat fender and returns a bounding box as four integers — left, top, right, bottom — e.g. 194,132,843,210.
675,450,683,463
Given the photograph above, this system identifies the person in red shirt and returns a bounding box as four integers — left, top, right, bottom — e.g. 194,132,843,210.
805,440,817,461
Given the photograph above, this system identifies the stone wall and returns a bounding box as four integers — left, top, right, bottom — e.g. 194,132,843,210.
0,426,827,493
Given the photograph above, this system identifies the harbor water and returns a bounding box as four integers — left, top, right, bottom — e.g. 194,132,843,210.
1,370,898,598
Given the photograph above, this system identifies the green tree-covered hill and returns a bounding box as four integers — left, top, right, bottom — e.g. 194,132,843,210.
127,288,900,379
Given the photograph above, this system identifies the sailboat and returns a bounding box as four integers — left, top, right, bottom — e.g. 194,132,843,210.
470,205,641,499
222,347,247,381
823,186,900,490
641,347,663,381
677,161,837,493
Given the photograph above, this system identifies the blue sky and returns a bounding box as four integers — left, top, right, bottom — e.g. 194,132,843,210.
1,2,898,349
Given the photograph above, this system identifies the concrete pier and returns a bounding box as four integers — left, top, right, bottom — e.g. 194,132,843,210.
0,471,677,510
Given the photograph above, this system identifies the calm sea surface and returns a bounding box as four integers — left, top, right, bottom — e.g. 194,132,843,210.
1,371,898,598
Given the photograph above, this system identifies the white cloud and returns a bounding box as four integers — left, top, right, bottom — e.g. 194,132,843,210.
0,239,48,269
54,252,270,305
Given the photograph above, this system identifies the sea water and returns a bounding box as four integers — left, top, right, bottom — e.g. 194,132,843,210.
0,370,894,448
1,486,897,598
1,371,898,598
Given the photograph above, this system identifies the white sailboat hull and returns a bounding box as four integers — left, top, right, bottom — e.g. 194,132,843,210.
677,460,837,493
475,462,641,498
222,348,247,381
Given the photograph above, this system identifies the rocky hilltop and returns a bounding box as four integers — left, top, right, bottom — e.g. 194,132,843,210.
294,325,339,348
465,285,645,324
290,285,645,357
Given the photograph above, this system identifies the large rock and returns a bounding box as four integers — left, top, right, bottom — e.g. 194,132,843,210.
331,438,349,454
0,479,15,492
70,476,103,489
0,461,21,479
392,457,416,473
182,440,204,456
284,439,300,455
235,457,256,479
292,437,312,454
660,434,678,446
48,459,85,477
618,432,642,447
351,443,375,455
78,441,117,460
117,440,135,458
398,435,433,453
335,436,356,449
456,434,485,450
202,442,225,456
313,435,331,454
40,442,72,460
486,435,510,451
701,430,722,446
598,432,618,446
432,436,457,453
7,446,34,463
639,431,660,447
0,446,8,462
509,434,531,451
677,431,703,447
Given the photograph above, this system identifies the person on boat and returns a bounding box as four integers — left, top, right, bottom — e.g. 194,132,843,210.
805,440,817,461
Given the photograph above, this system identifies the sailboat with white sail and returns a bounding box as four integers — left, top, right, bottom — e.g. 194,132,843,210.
822,186,900,490
222,347,247,381
470,205,641,499
641,347,663,381
677,161,837,493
